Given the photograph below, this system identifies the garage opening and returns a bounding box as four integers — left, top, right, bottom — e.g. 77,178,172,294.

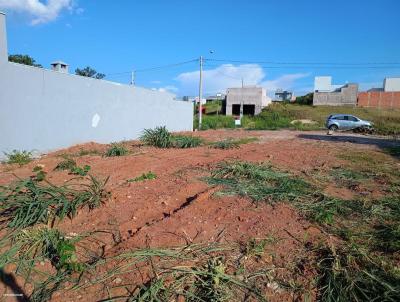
232,104,256,116
243,104,255,115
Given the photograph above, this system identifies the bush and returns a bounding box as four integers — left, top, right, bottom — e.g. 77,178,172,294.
3,150,33,166
140,126,172,148
172,135,203,148
105,143,128,157
194,115,235,130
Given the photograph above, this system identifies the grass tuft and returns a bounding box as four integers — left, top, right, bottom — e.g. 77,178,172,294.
172,135,203,148
140,126,172,148
207,161,310,202
105,143,128,157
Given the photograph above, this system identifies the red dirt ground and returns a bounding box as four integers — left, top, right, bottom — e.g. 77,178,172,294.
0,129,397,301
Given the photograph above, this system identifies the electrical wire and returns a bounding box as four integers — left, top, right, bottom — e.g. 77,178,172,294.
203,63,400,69
205,58,400,66
106,58,198,77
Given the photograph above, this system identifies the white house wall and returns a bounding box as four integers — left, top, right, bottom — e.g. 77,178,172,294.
0,13,193,155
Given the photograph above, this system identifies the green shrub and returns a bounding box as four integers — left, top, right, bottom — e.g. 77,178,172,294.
172,135,203,148
140,126,172,148
105,143,128,157
128,171,157,182
3,150,33,166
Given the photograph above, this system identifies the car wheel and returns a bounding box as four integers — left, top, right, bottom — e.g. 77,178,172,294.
329,125,338,131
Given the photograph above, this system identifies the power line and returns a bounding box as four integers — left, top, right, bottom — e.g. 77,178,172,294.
205,58,400,66
105,59,198,78
202,63,400,69
135,59,197,73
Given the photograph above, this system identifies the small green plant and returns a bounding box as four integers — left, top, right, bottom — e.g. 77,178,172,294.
105,143,128,157
172,135,203,148
32,165,47,181
69,165,91,176
3,150,33,166
140,126,172,148
128,171,157,182
54,157,77,171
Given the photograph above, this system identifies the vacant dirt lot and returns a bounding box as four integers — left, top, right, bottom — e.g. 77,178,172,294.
1,130,399,301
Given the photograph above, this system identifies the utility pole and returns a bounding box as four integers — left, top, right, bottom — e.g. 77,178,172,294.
198,56,203,130
131,71,135,86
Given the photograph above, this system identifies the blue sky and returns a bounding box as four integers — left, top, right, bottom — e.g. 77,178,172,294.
1,0,400,96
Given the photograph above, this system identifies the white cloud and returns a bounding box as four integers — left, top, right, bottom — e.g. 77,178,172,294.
0,0,75,25
260,73,310,91
175,64,310,95
158,85,178,93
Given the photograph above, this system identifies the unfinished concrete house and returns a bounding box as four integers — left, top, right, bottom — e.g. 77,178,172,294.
313,76,358,106
225,86,271,116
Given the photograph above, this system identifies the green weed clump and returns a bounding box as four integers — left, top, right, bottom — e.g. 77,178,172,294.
3,150,33,166
0,175,109,229
54,157,77,171
128,171,157,182
0,227,83,272
172,135,203,148
141,127,203,149
70,164,91,176
210,139,240,149
105,143,128,157
207,161,310,202
140,126,172,148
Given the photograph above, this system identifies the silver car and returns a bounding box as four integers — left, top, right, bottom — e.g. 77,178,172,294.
326,114,373,132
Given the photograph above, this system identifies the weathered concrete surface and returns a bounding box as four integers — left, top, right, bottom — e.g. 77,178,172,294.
313,84,358,106
226,87,271,115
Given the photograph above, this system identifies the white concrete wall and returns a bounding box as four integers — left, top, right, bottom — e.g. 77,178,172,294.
0,13,193,155
384,78,400,92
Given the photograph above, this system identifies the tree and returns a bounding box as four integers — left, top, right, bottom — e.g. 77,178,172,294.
8,54,42,67
75,66,105,79
295,92,313,105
